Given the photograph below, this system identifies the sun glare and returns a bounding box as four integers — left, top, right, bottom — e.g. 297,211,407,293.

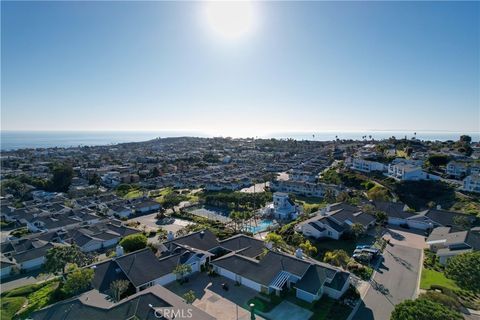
204,1,256,41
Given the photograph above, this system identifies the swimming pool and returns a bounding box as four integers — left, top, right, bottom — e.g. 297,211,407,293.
243,219,275,234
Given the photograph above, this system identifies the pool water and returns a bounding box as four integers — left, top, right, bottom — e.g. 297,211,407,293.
243,220,274,234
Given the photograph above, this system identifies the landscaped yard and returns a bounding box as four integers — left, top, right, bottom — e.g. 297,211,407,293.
123,189,143,199
286,294,352,320
313,235,375,261
0,297,27,320
293,196,327,213
420,268,460,291
0,279,60,320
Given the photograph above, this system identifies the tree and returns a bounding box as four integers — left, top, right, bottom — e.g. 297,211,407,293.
45,245,90,274
299,240,317,257
173,264,192,283
367,186,390,201
427,154,449,167
445,252,480,292
48,163,74,192
374,210,388,225
323,250,350,268
350,223,365,239
119,234,148,253
265,232,285,249
62,265,94,297
391,299,462,320
459,135,472,144
452,215,472,230
182,290,196,304
110,279,130,302
151,167,160,178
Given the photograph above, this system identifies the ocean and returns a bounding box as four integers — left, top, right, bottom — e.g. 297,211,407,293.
1,130,478,151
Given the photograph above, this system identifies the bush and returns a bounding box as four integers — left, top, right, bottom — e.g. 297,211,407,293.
445,251,480,292
391,299,462,320
419,291,462,311
119,233,148,253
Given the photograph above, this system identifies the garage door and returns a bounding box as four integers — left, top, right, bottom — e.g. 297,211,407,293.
218,267,237,281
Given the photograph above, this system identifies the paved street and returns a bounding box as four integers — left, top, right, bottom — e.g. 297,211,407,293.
353,233,423,320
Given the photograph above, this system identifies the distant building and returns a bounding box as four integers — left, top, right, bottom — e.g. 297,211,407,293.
387,163,440,181
271,192,300,220
350,158,385,173
463,174,480,193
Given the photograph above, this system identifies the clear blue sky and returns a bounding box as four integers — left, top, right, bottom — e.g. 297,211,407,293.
1,1,479,136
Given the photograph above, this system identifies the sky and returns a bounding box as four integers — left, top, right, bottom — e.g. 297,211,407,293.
1,1,479,136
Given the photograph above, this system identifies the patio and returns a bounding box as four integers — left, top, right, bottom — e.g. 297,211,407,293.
165,273,264,320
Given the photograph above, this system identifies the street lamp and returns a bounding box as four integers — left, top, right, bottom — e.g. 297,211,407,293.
249,303,255,320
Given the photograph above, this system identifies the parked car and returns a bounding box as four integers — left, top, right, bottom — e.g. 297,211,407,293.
356,245,370,250
353,253,373,262
362,248,380,256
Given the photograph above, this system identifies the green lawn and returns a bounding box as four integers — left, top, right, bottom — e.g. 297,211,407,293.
0,297,27,320
420,268,460,291
313,236,375,261
0,280,60,320
123,189,143,199
293,196,327,213
284,291,352,320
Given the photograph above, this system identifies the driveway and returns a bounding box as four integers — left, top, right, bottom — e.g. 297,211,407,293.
166,273,263,320
264,301,312,320
353,232,423,320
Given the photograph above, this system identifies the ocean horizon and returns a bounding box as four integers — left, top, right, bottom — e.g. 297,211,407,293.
1,130,479,151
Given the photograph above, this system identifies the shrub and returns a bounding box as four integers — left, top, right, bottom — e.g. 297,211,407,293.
391,299,462,320
419,291,462,311
119,233,148,253
445,251,480,292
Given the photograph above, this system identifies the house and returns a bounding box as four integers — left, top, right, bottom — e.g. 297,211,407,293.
67,221,139,252
0,256,16,279
29,285,214,320
297,203,376,240
446,161,470,179
351,158,385,173
106,202,134,218
463,174,480,193
269,192,300,220
387,163,440,181
92,248,177,293
371,201,416,226
24,209,100,233
373,201,476,231
132,199,161,214
270,179,339,198
163,229,221,256
10,242,62,271
211,247,350,303
408,208,476,231
426,227,480,264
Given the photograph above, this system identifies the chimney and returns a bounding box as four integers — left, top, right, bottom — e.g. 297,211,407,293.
167,231,174,241
436,205,442,210
115,245,124,257
295,248,303,259
200,230,205,239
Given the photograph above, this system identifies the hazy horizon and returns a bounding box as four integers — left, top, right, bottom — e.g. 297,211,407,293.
2,1,479,135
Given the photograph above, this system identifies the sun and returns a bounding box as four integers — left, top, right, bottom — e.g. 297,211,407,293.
204,1,256,41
